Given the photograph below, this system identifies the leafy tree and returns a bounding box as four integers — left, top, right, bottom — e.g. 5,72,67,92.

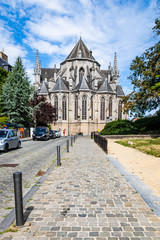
0,68,8,113
30,94,56,127
123,18,160,116
1,57,33,126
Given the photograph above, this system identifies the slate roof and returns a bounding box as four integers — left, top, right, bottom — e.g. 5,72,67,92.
66,38,95,60
41,68,60,80
97,78,114,93
39,81,49,94
116,85,125,96
52,77,69,92
0,58,12,71
74,76,91,91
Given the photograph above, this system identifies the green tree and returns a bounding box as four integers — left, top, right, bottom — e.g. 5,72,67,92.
123,18,160,116
0,68,8,114
1,57,33,126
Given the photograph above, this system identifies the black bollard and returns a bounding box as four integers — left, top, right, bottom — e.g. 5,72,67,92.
57,146,61,166
67,139,69,152
74,136,75,143
13,172,24,226
71,136,73,146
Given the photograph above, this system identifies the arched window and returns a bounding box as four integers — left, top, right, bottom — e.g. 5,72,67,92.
54,96,58,120
109,97,112,117
62,96,67,120
118,101,122,119
75,95,78,120
82,95,87,120
100,97,105,121
79,67,84,81
91,96,93,120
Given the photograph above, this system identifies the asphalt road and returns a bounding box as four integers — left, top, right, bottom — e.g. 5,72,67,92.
0,137,68,226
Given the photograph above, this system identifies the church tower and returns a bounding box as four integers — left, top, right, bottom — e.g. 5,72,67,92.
34,50,41,89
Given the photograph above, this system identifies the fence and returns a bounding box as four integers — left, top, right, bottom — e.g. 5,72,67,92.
93,133,108,153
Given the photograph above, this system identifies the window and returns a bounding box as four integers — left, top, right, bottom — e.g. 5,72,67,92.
100,97,105,120
54,96,58,120
91,96,93,120
82,95,87,120
75,95,78,120
118,101,122,119
79,67,84,81
62,96,67,120
109,97,112,117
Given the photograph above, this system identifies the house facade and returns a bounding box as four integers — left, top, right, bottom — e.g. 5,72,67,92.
34,38,127,135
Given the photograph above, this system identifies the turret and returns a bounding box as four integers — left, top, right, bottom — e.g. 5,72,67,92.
34,50,41,89
112,52,120,83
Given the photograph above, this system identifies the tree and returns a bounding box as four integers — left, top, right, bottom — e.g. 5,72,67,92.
123,18,160,116
0,68,8,114
30,94,56,127
1,57,33,126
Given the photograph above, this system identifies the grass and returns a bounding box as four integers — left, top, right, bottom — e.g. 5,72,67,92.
116,137,160,157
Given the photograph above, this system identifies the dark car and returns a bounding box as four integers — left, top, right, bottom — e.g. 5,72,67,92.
0,129,21,152
50,130,56,139
32,127,50,141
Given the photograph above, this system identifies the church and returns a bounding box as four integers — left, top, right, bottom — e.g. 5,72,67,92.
34,38,127,136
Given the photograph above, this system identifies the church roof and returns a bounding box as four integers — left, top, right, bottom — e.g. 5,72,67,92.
97,78,114,93
116,85,125,96
52,77,69,92
41,68,60,81
66,38,95,61
74,76,91,91
39,81,49,95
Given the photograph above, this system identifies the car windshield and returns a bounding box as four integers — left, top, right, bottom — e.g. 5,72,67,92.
34,128,46,134
0,130,8,138
50,131,53,133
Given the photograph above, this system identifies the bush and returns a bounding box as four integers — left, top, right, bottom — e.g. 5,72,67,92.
133,116,160,133
100,119,138,135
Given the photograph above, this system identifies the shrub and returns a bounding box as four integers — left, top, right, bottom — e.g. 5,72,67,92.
133,116,160,133
100,119,138,135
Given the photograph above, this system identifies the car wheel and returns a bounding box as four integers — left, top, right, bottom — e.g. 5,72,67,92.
17,141,21,149
4,144,8,152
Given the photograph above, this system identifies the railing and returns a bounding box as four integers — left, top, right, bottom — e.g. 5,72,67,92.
93,133,108,153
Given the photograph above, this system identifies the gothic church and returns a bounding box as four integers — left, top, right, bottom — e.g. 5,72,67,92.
34,38,127,135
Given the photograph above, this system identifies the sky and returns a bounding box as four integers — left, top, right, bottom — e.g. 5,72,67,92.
0,0,159,97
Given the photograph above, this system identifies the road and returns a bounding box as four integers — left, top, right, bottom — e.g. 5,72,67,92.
0,137,68,226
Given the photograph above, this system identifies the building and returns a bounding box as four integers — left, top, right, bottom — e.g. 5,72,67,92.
0,49,12,72
34,38,127,135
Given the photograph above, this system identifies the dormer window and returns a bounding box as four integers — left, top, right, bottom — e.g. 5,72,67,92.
78,50,82,58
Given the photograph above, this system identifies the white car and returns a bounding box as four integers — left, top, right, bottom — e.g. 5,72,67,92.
54,130,61,138
0,129,21,152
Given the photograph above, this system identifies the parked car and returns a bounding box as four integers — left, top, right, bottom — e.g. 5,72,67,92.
49,130,56,139
0,129,21,152
53,130,61,138
32,127,50,141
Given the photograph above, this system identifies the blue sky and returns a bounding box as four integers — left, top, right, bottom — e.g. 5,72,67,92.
0,0,159,97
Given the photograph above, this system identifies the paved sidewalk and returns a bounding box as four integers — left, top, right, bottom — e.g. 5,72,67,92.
1,137,160,239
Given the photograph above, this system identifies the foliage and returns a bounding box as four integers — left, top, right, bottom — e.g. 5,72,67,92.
122,18,160,116
1,57,33,126
0,68,8,113
133,115,160,133
30,94,56,127
0,116,9,126
116,138,160,157
100,119,138,135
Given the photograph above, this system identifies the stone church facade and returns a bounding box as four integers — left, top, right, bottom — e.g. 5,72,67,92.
34,38,127,135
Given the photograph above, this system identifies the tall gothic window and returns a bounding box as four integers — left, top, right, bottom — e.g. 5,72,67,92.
62,96,67,120
79,67,84,81
91,96,93,120
75,95,78,120
118,101,122,119
82,95,87,120
54,96,58,120
100,97,105,121
109,97,112,117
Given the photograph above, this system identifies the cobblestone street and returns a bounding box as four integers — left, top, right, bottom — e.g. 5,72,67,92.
1,137,160,239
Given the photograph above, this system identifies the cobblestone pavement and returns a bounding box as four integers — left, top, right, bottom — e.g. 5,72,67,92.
0,137,68,226
1,137,160,239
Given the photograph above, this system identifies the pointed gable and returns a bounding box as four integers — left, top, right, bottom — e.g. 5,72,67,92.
52,77,69,92
66,38,95,60
39,81,48,95
97,78,113,93
74,76,91,91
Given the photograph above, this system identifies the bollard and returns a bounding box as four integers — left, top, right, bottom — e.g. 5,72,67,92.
71,136,73,146
57,146,61,166
67,139,69,152
74,136,75,143
13,172,24,226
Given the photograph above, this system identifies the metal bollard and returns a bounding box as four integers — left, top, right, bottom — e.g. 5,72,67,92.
57,146,61,166
67,139,69,152
71,136,73,146
74,136,75,143
13,172,24,226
